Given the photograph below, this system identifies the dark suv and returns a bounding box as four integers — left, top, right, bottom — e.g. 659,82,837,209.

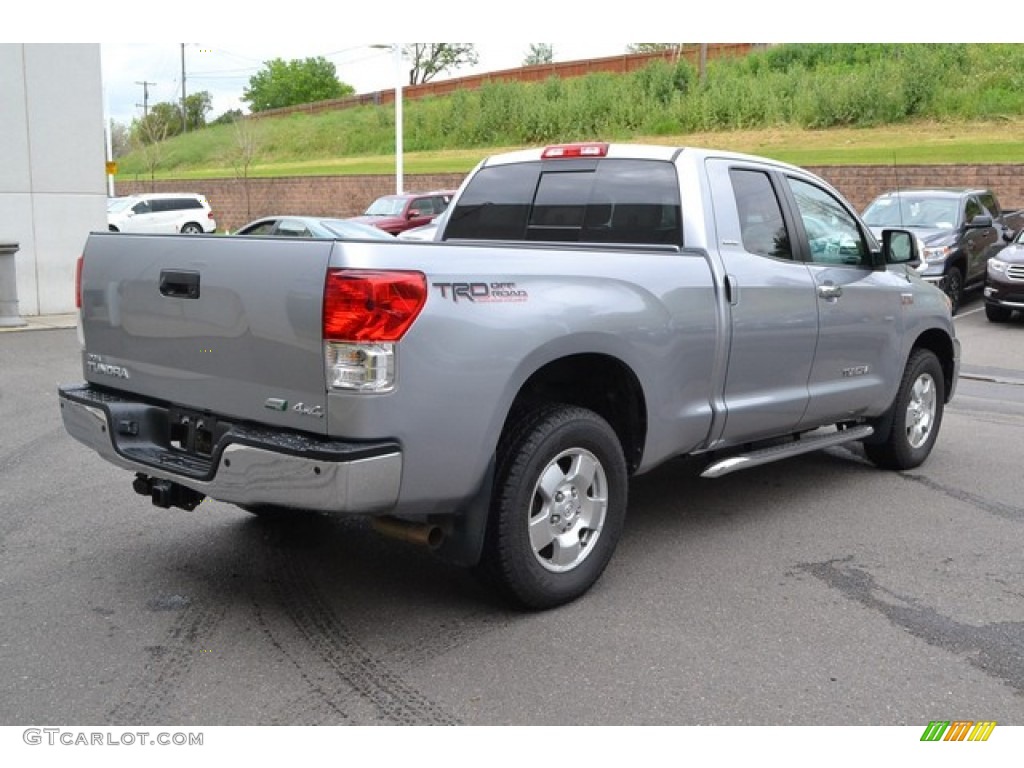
984,227,1024,322
348,190,456,235
862,188,1018,314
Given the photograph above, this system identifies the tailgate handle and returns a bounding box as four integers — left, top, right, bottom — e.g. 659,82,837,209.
159,270,200,299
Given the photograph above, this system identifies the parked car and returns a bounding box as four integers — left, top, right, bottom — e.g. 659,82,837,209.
233,216,394,239
862,188,1023,314
348,190,456,235
396,208,449,241
984,227,1024,322
107,193,216,234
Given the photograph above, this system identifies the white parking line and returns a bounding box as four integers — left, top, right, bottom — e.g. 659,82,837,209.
956,305,984,318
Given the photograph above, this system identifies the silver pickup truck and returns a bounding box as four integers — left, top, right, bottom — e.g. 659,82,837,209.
60,143,960,609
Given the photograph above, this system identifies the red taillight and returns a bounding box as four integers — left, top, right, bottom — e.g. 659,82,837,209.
75,254,83,309
541,142,609,159
323,269,426,342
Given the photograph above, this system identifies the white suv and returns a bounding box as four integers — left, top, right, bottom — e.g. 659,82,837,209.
107,193,217,234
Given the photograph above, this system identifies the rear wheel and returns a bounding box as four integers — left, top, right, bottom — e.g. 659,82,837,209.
985,303,1012,322
180,222,203,234
864,349,944,470
481,405,627,610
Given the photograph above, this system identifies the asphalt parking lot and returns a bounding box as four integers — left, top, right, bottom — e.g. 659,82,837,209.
0,295,1022,727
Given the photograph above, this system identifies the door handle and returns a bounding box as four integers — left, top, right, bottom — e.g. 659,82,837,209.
817,282,842,300
159,270,200,299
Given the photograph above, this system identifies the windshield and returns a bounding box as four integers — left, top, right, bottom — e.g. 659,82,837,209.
863,196,959,229
107,197,135,213
363,196,405,216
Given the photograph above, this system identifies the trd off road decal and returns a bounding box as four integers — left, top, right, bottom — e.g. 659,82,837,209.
432,282,528,303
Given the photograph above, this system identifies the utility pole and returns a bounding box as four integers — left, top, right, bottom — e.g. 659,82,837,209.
180,43,187,133
135,80,155,118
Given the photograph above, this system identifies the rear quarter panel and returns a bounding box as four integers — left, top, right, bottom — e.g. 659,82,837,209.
324,239,720,513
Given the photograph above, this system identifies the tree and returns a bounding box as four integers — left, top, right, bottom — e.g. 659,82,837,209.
183,91,213,132
148,101,183,138
133,116,170,187
523,44,553,67
109,120,131,159
403,44,479,85
242,57,354,112
223,116,261,222
211,109,244,126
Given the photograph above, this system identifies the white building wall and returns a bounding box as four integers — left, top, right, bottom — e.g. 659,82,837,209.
0,43,106,316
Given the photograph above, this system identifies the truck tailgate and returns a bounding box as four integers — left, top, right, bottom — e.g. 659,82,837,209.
79,233,332,435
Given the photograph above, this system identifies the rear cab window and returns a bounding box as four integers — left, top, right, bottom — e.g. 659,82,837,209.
444,159,682,245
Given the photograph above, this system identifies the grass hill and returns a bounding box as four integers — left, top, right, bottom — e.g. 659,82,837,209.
116,43,1024,181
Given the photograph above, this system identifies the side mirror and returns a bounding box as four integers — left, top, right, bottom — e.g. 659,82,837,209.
882,229,920,267
967,214,993,229
407,209,421,219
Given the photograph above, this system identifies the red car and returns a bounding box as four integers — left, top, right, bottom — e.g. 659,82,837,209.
348,190,456,235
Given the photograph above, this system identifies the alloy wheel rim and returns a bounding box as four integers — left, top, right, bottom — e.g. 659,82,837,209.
905,372,937,448
527,448,608,573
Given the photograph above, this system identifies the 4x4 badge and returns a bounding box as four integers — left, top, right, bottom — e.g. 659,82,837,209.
292,402,324,418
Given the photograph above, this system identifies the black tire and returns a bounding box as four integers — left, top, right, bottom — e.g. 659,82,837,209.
180,222,203,234
864,349,945,470
480,405,627,610
944,267,963,315
985,303,1012,322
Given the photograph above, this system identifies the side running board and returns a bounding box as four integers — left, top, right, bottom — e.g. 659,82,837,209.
701,424,874,479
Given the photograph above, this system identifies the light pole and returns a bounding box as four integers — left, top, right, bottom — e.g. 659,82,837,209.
372,44,403,194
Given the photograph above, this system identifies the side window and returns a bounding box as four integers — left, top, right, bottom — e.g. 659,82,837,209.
241,221,277,236
786,177,870,267
132,201,151,215
978,192,1000,217
964,197,983,224
730,168,791,260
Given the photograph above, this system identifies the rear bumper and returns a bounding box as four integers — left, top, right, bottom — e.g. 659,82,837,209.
58,383,401,513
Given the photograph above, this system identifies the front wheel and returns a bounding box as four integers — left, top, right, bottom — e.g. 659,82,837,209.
481,405,627,610
864,349,945,470
943,267,963,315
